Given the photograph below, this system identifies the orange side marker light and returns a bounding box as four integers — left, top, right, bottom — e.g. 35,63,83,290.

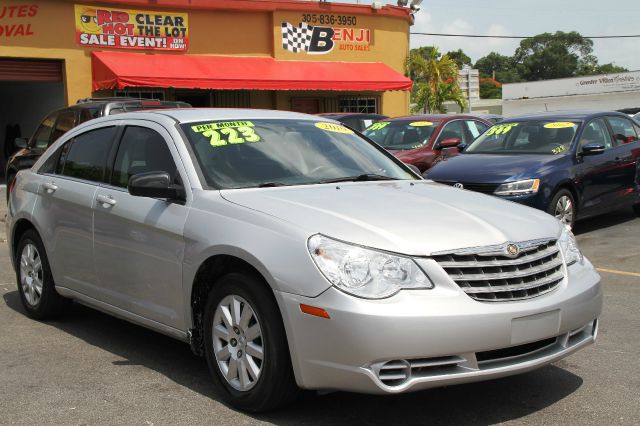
300,304,331,319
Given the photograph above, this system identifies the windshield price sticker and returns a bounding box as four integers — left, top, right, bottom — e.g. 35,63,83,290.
544,122,575,129
191,121,261,147
552,145,567,155
409,121,433,127
366,122,390,131
486,123,519,136
315,122,354,134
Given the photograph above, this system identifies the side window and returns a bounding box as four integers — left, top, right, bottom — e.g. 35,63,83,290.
57,126,117,182
438,121,467,144
465,120,489,140
32,113,57,149
111,126,178,188
39,146,63,174
606,116,638,144
579,119,613,150
78,107,101,124
50,110,77,144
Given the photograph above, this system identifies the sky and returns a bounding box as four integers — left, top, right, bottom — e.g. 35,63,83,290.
349,0,640,71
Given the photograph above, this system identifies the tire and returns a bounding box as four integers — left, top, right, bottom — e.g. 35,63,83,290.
203,272,299,412
547,189,576,229
15,229,69,320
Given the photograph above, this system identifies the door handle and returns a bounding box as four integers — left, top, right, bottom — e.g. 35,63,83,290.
43,182,58,194
96,194,117,208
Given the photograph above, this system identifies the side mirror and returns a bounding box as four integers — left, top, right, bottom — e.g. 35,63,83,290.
438,138,462,149
15,137,28,148
579,143,605,156
128,171,184,201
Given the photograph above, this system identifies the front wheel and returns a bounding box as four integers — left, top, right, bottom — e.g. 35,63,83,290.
548,189,576,229
203,272,299,412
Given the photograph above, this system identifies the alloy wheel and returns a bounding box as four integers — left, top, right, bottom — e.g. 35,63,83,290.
212,294,264,391
19,243,43,307
554,195,574,227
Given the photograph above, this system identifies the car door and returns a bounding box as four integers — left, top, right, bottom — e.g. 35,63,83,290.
33,124,119,294
92,121,190,329
434,120,469,161
605,115,640,206
575,118,622,215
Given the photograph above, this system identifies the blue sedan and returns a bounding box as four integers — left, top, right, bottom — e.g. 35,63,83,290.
425,111,640,228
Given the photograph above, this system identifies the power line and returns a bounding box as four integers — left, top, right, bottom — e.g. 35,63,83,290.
410,32,640,39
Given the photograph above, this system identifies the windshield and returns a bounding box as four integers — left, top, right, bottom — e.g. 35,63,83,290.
465,121,579,155
363,120,439,150
181,119,415,189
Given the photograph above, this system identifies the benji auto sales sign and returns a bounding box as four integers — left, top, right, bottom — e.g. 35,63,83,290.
74,5,188,51
280,13,370,55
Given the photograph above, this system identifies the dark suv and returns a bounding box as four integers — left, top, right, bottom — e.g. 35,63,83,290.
5,97,190,199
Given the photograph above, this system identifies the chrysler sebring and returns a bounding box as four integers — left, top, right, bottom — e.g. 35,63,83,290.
7,109,602,412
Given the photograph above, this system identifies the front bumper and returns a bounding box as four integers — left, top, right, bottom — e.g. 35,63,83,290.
275,259,602,394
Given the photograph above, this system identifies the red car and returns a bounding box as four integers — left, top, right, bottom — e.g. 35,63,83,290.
362,114,493,172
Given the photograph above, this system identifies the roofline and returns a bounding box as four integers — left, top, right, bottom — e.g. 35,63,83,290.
78,0,413,22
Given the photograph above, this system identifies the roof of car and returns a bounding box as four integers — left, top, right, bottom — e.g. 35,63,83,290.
384,114,489,122
317,113,387,117
502,110,631,122
93,108,335,124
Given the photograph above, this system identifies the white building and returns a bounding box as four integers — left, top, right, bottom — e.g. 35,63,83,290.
502,70,640,116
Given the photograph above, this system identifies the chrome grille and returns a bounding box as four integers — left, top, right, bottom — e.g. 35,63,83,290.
432,239,563,301
436,181,500,194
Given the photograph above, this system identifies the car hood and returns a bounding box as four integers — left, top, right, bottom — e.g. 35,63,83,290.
220,180,560,255
426,153,568,182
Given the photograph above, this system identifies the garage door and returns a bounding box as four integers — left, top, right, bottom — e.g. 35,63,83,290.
0,58,62,82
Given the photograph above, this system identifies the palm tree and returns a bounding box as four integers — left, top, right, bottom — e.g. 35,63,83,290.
407,47,467,113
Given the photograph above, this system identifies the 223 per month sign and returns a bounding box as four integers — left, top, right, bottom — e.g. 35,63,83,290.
301,14,356,26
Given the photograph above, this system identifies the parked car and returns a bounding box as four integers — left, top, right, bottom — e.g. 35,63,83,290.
316,112,388,132
426,111,640,229
362,114,492,172
4,97,190,201
7,109,601,412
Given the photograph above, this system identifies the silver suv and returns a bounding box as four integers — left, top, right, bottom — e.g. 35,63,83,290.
6,109,602,412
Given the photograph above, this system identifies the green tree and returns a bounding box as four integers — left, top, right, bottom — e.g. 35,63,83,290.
513,31,595,80
475,52,523,83
407,47,466,113
446,49,472,69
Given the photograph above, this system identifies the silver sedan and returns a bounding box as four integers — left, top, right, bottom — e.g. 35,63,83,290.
6,109,602,412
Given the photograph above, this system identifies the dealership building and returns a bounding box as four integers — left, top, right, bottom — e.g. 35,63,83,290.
0,0,413,169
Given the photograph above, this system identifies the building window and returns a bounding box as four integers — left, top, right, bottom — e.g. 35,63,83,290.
114,89,165,100
338,97,378,113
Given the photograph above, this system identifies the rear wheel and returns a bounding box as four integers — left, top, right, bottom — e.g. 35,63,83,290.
16,229,69,319
548,189,576,229
203,272,299,412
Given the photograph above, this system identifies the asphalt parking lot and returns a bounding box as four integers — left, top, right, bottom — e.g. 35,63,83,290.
1,193,639,425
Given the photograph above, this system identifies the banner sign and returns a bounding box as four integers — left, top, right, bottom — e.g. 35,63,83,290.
74,4,188,51
280,20,370,55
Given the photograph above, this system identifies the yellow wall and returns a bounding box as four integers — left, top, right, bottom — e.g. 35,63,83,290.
0,0,409,114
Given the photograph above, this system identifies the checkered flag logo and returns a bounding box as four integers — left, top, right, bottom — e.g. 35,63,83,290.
281,22,314,53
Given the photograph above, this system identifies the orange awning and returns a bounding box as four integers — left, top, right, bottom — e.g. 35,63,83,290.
92,51,412,92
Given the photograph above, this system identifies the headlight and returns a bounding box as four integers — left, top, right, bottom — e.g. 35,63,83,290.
494,179,540,196
558,226,583,266
307,234,433,299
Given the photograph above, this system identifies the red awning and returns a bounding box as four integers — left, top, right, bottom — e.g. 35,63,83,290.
91,51,411,92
